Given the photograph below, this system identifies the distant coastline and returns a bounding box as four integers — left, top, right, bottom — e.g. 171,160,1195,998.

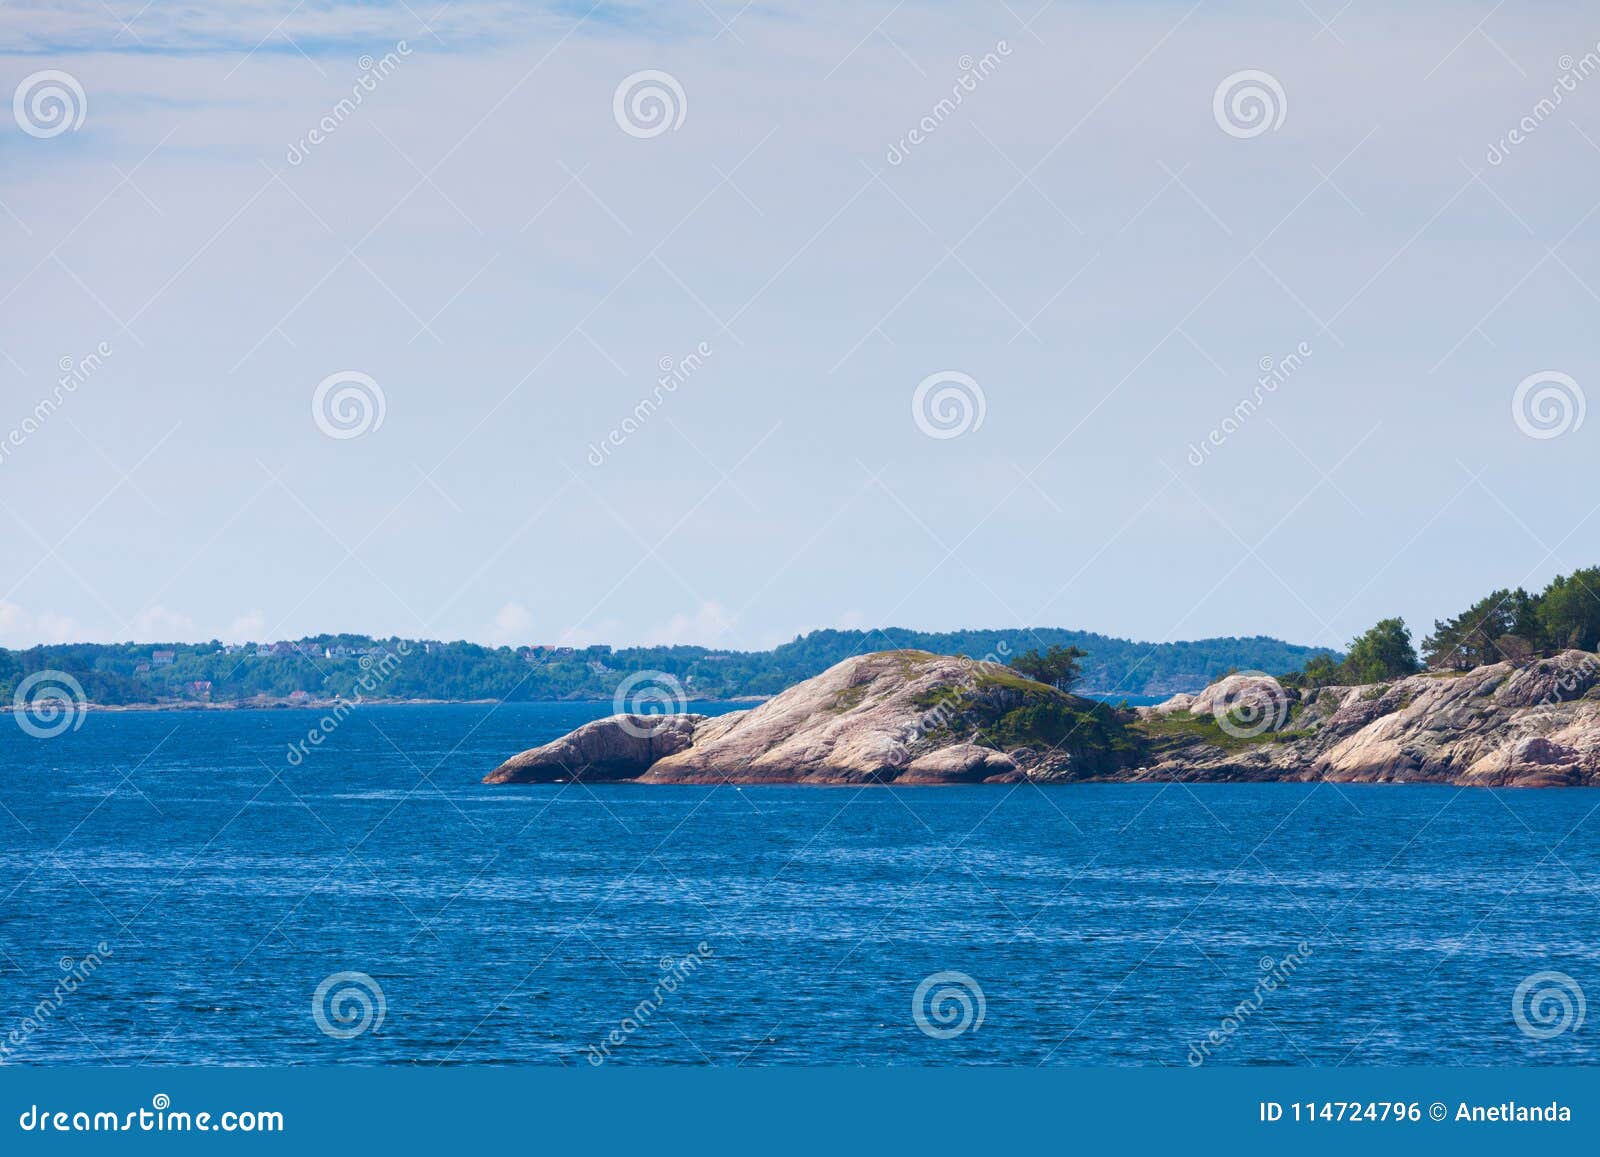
38,695,499,713
0,627,1335,710
31,693,775,712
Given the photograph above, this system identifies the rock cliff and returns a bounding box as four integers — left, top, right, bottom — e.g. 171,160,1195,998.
1133,651,1600,786
484,650,1142,785
485,649,1600,788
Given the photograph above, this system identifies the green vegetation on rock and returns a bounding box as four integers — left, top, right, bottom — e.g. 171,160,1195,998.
1134,709,1309,753
1007,644,1087,692
911,665,1147,774
1282,617,1420,690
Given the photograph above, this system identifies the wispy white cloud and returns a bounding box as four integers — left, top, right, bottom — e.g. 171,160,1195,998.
224,609,268,642
0,0,694,55
0,601,84,645
484,599,534,645
130,604,197,641
644,601,737,647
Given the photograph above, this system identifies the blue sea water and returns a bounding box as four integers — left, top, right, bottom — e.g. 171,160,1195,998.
1,701,1597,1067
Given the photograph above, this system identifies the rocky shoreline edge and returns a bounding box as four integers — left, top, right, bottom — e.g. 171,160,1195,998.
484,649,1600,788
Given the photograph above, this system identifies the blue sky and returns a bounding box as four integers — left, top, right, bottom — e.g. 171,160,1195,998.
1,1,1597,651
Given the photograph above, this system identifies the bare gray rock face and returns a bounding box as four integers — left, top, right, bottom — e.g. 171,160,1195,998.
482,713,704,783
486,649,1600,788
1133,650,1600,786
485,650,1120,785
900,743,1021,783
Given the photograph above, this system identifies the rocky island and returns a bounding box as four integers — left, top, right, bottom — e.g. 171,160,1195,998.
484,648,1600,788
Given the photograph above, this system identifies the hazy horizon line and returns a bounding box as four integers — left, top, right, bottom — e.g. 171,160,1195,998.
0,623,1341,653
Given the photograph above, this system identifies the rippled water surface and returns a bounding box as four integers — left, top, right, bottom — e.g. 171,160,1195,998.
2,703,1597,1065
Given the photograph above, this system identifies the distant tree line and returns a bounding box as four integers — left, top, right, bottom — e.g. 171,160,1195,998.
0,627,1338,706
